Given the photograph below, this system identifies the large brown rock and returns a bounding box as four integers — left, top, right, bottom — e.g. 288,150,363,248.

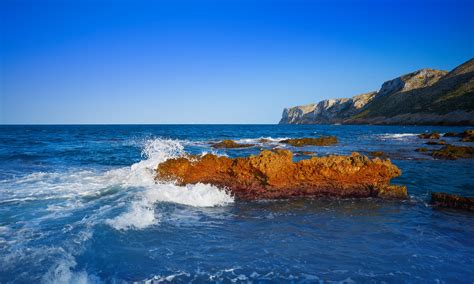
156,149,407,200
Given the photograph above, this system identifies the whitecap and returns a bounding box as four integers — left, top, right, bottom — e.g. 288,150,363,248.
378,133,418,140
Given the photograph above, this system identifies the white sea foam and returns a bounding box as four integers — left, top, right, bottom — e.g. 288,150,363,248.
1,138,234,231
378,133,418,140
0,138,235,283
105,139,233,230
234,136,289,144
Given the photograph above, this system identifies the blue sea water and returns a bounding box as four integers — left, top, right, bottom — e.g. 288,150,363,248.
0,124,473,283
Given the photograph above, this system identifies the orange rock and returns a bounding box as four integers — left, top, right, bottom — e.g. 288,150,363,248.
156,149,407,200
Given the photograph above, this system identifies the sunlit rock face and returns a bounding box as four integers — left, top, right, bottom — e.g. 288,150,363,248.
156,149,407,200
280,59,474,125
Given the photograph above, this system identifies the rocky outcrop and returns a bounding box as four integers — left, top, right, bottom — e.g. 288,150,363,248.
280,136,338,146
443,130,474,142
431,192,474,211
156,149,407,200
418,132,441,139
431,145,474,160
280,58,474,125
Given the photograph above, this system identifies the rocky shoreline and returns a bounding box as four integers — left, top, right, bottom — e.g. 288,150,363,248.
153,131,473,210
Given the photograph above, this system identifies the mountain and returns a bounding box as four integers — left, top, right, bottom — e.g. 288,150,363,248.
279,59,474,125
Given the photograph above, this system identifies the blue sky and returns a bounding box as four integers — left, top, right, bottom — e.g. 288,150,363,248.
1,0,473,124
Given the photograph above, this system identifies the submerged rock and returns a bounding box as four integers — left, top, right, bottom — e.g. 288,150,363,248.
431,145,474,159
418,132,440,139
431,192,474,211
211,140,254,149
156,149,407,200
294,151,317,156
280,136,338,147
425,140,446,145
415,147,429,152
443,132,458,137
460,130,474,142
442,130,474,142
370,151,387,158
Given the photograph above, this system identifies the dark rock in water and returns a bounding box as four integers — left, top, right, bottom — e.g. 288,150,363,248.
415,147,429,152
156,149,407,200
431,145,474,159
418,132,440,139
294,151,317,156
442,130,474,142
370,151,387,158
425,140,446,145
431,192,474,211
258,138,272,143
280,136,338,147
443,132,458,137
211,140,254,149
460,130,474,142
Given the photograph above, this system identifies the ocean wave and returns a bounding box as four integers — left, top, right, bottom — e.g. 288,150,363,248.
233,136,289,144
0,138,234,231
378,133,418,140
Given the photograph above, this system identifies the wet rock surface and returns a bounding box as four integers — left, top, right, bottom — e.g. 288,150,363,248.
425,140,446,145
442,130,474,142
280,136,338,147
431,192,474,211
431,145,474,159
418,132,441,139
211,140,254,149
156,149,407,200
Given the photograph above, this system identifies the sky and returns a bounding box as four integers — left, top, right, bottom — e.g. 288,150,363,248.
1,0,473,124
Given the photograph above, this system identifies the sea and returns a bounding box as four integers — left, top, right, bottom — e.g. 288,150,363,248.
0,124,473,283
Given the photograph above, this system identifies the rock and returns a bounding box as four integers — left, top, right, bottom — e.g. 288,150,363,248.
279,59,474,125
442,130,474,142
258,138,271,143
425,140,446,145
431,145,474,159
418,132,440,139
431,192,474,211
294,151,317,156
211,140,254,149
460,130,474,142
280,136,338,147
156,149,407,200
415,147,429,152
369,151,387,158
443,132,458,137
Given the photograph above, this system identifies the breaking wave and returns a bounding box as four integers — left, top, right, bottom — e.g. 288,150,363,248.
1,138,234,231
378,133,418,140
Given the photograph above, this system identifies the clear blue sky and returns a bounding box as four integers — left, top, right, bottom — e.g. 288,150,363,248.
1,0,473,124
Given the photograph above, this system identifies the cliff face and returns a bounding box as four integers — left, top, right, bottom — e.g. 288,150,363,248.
280,59,474,125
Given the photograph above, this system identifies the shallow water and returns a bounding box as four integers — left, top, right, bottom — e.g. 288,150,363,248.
0,125,473,283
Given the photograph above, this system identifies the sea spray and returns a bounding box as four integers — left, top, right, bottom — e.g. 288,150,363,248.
105,138,234,230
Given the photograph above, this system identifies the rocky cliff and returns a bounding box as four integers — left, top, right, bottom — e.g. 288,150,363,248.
279,59,474,125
